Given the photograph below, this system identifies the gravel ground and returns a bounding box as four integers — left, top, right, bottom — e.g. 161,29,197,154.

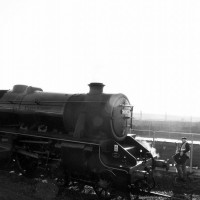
0,168,200,200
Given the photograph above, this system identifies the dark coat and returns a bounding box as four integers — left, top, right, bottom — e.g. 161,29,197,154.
180,142,190,154
173,142,190,164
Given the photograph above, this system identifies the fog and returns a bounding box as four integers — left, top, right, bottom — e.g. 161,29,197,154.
1,0,200,117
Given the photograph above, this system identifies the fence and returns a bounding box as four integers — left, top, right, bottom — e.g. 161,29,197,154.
133,129,200,172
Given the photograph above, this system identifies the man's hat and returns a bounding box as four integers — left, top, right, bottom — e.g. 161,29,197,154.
182,137,187,139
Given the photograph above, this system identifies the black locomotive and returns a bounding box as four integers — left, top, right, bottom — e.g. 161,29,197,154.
0,83,167,199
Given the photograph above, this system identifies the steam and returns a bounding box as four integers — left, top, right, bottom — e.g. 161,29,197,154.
139,140,160,158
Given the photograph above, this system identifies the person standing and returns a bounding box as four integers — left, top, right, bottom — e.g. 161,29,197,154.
174,137,190,182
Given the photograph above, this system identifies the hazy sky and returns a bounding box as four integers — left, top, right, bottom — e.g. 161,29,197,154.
0,0,200,117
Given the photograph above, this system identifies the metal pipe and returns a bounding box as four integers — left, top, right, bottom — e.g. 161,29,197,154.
190,134,193,173
18,140,50,144
16,149,39,159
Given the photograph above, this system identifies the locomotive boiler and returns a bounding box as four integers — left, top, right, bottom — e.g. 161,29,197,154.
0,83,168,199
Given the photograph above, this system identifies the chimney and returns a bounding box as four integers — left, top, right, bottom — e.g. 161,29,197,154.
88,83,105,94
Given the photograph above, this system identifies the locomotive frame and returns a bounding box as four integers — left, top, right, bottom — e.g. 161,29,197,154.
0,83,169,200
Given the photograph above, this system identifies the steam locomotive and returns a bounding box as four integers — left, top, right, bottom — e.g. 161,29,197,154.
0,83,167,199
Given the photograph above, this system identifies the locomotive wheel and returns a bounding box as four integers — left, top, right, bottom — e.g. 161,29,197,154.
0,151,13,170
15,153,39,177
94,178,112,200
133,179,152,193
51,166,70,187
110,190,131,200
94,182,131,200
133,173,155,194
146,173,155,190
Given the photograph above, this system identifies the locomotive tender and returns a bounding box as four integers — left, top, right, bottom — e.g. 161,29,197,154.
0,83,167,199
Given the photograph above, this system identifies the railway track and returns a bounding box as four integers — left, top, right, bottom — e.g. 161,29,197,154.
0,165,200,200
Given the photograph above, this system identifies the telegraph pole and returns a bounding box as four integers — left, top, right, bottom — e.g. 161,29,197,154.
189,116,193,173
